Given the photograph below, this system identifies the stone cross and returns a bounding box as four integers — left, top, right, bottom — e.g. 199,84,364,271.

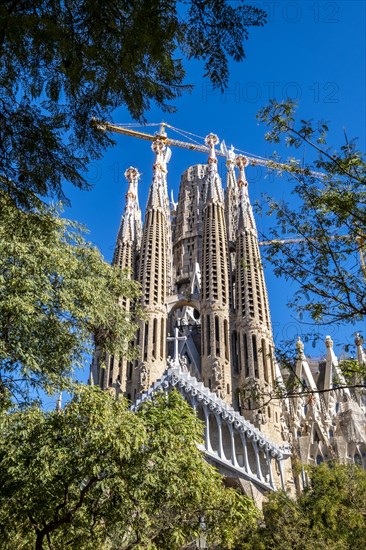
167,326,187,366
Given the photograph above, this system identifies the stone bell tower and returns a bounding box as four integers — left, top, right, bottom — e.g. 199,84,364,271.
233,155,281,440
200,134,232,402
91,166,142,393
133,139,172,396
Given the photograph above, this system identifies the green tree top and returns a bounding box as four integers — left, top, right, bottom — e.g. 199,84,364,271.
0,0,266,205
0,191,140,403
242,462,366,550
0,387,258,549
257,99,366,327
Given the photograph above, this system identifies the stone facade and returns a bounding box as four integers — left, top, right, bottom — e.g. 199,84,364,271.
284,334,366,491
91,133,366,493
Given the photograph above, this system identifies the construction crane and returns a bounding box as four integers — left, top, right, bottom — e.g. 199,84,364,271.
92,120,325,180
258,235,366,275
93,119,365,270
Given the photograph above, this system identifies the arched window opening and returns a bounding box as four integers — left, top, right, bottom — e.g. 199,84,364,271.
244,334,249,377
144,322,149,361
207,316,211,356
262,338,268,383
152,318,157,359
215,316,220,356
269,345,275,382
160,318,165,360
232,331,239,374
252,335,258,378
224,319,229,360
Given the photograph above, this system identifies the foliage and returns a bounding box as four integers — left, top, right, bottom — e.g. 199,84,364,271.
301,462,366,547
0,0,266,206
257,99,366,326
242,462,366,550
240,490,320,550
0,192,140,403
0,387,257,549
0,386,143,549
337,358,365,385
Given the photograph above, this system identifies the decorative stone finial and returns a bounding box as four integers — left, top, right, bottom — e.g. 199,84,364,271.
325,335,333,349
296,336,305,356
205,133,219,164
124,166,140,199
355,333,363,347
151,139,171,172
151,138,165,156
124,166,140,182
236,155,249,188
354,333,366,366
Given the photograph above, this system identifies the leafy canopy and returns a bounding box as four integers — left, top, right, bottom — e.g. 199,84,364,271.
0,192,140,403
0,387,257,549
242,462,366,550
0,0,266,205
257,99,366,327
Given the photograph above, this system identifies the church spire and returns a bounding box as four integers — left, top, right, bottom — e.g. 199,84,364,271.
295,337,319,399
146,139,171,210
94,167,142,396
355,333,366,366
222,143,238,316
237,155,256,231
201,133,231,403
235,155,271,335
134,139,172,397
222,141,238,244
324,335,350,403
234,155,279,434
205,133,224,204
113,166,142,269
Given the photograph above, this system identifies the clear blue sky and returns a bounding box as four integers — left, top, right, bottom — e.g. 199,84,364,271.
63,0,366,369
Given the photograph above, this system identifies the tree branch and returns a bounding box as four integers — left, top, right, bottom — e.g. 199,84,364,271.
34,475,102,550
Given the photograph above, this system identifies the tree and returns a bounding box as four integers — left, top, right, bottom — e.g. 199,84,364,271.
0,191,140,403
233,100,366,409
0,0,267,206
256,99,366,327
241,462,366,550
0,386,257,549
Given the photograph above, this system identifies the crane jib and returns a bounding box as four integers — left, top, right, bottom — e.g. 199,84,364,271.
93,120,325,180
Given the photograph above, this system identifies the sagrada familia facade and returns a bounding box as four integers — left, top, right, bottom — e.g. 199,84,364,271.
91,131,366,499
